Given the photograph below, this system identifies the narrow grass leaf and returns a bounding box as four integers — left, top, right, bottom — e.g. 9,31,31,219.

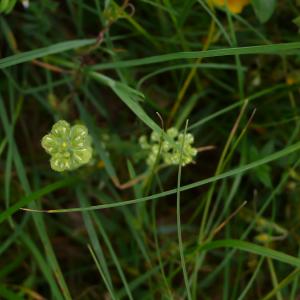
92,42,300,70
177,121,192,300
262,268,300,300
22,234,64,300
0,39,95,69
198,239,300,268
88,244,117,300
0,177,77,224
77,187,116,296
45,140,300,213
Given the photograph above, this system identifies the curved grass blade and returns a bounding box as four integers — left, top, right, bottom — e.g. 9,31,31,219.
198,239,300,268
44,140,300,213
92,42,300,70
0,176,77,224
0,39,95,69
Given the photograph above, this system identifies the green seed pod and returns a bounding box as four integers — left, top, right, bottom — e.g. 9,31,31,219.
41,120,93,172
139,127,197,167
167,127,178,139
139,135,150,150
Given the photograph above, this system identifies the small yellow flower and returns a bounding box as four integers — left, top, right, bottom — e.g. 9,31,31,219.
286,71,300,85
211,0,250,14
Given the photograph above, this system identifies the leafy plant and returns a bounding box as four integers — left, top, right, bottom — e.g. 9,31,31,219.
1,1,300,299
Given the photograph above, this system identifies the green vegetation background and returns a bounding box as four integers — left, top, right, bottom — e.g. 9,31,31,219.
1,0,300,299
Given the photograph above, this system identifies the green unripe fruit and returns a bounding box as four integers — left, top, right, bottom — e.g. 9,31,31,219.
139,127,197,167
41,120,93,172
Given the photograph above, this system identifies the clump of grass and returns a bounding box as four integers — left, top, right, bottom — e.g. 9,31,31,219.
1,1,300,299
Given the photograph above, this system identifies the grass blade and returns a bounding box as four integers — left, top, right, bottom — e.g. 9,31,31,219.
198,239,300,268
92,42,300,70
0,39,95,69
44,140,300,213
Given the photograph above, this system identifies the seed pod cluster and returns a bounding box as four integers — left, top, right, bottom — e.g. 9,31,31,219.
139,127,197,167
41,120,93,172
